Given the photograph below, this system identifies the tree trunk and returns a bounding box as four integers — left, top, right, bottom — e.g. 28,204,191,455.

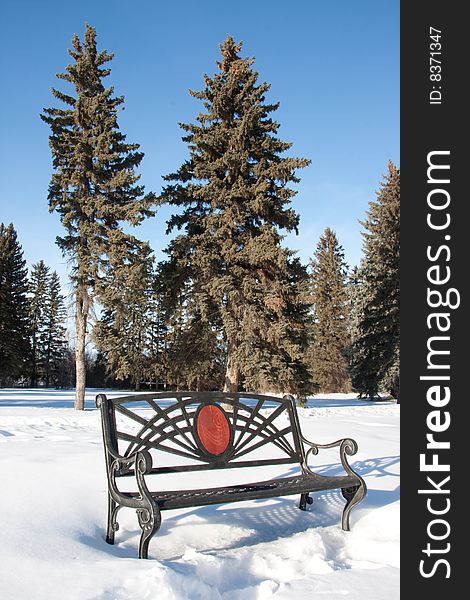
75,286,89,410
223,356,240,392
45,333,52,388
223,338,240,412
30,333,37,387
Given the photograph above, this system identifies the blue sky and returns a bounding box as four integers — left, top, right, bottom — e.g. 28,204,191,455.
0,0,399,287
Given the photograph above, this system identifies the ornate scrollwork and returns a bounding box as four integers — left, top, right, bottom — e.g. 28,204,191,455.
134,450,162,558
110,503,121,532
300,435,366,530
136,450,153,476
107,455,134,502
341,486,360,501
106,498,122,544
300,436,359,478
103,446,161,557
137,508,151,530
339,438,359,478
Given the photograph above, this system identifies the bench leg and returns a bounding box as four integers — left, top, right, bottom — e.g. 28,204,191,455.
341,482,367,531
137,502,161,559
299,492,313,511
106,496,121,545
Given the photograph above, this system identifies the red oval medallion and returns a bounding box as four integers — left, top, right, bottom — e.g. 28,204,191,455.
196,405,231,455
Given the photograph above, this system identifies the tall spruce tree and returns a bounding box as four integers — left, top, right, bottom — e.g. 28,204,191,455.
28,260,51,386
308,228,351,392
159,36,311,395
41,24,154,409
349,161,400,399
0,224,31,386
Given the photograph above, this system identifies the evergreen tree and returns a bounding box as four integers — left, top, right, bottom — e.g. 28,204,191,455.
55,346,75,389
159,36,311,394
345,266,362,371
28,263,68,387
145,266,171,389
43,271,68,387
29,260,51,386
242,255,313,398
41,24,154,408
86,351,109,388
308,228,351,393
349,161,400,399
93,242,154,390
165,314,225,391
168,281,224,391
150,255,226,391
0,224,31,386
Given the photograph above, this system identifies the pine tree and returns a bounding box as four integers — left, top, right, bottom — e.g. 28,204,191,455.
159,36,311,394
28,263,68,387
55,346,75,389
145,266,171,389
308,228,351,393
29,260,51,386
86,351,109,388
166,315,225,391
345,266,362,370
242,255,314,398
41,24,154,408
150,255,225,391
0,224,31,386
349,161,400,399
93,242,154,390
43,271,68,387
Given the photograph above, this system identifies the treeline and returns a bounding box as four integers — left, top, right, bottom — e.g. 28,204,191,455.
0,158,399,399
0,224,69,387
0,26,400,407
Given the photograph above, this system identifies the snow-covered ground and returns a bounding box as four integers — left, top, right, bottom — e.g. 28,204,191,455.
0,389,399,599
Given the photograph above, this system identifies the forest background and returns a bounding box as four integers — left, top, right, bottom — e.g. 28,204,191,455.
0,1,399,409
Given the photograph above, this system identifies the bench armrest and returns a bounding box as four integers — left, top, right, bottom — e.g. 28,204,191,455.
105,446,153,476
105,448,154,509
300,436,361,480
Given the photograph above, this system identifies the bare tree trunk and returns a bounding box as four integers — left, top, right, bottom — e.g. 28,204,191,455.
75,286,89,410
222,338,240,410
31,332,37,387
223,352,240,392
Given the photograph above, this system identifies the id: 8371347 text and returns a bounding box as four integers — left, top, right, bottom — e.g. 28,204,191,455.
429,27,443,105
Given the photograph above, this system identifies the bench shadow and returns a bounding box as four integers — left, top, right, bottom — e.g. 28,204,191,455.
309,454,400,480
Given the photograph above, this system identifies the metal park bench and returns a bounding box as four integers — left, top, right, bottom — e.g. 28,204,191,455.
96,391,367,559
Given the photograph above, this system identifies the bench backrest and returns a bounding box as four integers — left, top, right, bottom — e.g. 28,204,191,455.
96,391,306,474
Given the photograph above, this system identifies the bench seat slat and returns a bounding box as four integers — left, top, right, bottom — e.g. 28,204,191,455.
121,473,358,510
